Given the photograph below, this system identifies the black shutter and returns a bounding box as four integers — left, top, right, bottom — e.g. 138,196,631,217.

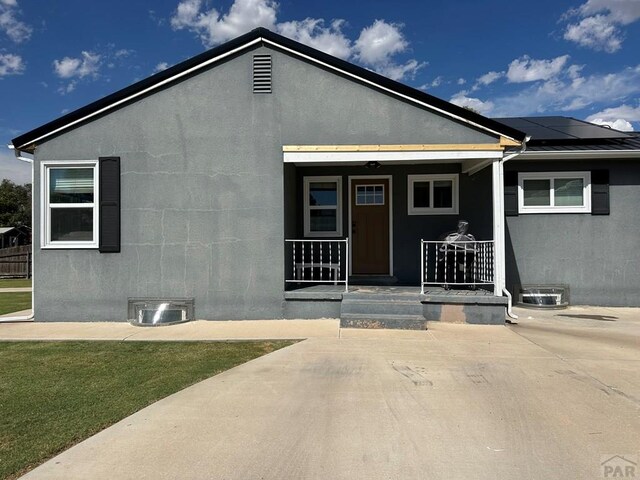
504,170,518,216
99,157,121,252
591,169,609,215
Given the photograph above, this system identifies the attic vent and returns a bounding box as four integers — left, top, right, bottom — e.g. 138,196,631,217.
253,54,272,93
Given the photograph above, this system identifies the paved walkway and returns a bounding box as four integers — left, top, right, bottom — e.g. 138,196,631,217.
17,309,640,480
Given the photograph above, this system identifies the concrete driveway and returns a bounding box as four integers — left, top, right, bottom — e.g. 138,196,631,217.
21,308,640,480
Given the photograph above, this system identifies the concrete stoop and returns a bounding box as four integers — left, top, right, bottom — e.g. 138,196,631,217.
340,292,427,330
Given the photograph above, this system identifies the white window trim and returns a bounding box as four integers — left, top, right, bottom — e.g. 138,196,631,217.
303,176,342,237
41,160,100,249
518,171,591,214
407,173,459,215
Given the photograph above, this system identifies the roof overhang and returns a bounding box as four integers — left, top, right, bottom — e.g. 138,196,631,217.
11,28,526,153
283,144,504,166
516,150,640,160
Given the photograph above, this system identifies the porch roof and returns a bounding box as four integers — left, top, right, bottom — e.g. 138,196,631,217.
282,142,513,167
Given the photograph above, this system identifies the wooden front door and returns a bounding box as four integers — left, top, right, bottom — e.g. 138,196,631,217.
351,178,390,275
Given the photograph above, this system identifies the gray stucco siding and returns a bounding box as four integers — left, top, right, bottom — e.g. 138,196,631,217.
505,159,640,307
32,45,500,321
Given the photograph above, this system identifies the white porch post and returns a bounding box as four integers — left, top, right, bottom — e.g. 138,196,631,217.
491,158,506,296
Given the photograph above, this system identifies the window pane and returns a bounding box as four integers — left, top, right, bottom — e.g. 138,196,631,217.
310,209,337,232
433,180,453,208
523,179,551,206
356,185,384,205
309,182,337,206
555,178,584,206
413,181,430,208
50,168,94,203
51,208,93,241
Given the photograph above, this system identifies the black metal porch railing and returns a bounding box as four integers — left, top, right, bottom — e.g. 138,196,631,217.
420,240,495,293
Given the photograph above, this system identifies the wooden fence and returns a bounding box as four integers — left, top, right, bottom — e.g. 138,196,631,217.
0,245,32,278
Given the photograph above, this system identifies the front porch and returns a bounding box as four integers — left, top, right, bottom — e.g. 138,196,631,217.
281,142,515,327
283,284,507,327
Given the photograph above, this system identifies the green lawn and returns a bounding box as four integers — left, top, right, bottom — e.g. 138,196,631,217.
0,279,31,289
0,340,294,479
0,292,31,315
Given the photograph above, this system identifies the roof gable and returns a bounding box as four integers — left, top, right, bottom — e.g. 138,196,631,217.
12,28,526,151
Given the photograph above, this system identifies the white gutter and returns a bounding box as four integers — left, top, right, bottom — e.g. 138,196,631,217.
2,145,35,322
497,136,530,320
517,149,640,160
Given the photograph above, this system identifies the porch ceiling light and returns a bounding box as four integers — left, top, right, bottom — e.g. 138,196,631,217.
365,161,381,169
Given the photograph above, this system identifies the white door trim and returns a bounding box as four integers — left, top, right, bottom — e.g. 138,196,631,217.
348,175,393,276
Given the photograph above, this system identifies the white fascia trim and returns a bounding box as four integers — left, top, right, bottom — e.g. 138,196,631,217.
263,39,518,142
284,150,502,164
16,38,263,150
517,150,640,160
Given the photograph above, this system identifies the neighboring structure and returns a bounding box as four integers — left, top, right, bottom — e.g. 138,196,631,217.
9,28,639,325
0,226,30,249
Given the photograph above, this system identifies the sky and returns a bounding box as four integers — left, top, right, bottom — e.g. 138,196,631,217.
1,0,640,183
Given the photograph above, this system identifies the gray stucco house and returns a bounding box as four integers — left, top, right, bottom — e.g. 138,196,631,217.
9,28,640,326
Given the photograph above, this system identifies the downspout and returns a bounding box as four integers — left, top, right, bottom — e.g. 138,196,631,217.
1,145,35,322
499,136,530,320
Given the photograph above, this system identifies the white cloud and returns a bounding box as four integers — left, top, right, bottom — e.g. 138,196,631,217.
430,76,443,88
486,64,640,117
450,92,495,115
354,20,407,65
57,81,76,95
114,49,133,58
353,20,424,80
0,0,31,43
562,0,640,52
476,70,504,86
53,51,101,79
457,78,466,85
277,19,351,59
171,0,277,47
588,117,634,131
507,55,570,83
0,52,24,76
564,15,622,53
586,104,640,131
154,61,170,72
170,1,424,81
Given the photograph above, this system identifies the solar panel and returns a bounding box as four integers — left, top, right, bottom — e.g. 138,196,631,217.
493,116,632,141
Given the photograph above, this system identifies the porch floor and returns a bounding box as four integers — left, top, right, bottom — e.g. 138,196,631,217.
284,284,498,301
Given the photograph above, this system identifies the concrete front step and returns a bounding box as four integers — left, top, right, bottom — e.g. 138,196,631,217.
340,299,424,316
340,313,427,330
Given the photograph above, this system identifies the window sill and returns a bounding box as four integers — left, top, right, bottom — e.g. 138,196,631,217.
41,243,99,250
518,207,591,214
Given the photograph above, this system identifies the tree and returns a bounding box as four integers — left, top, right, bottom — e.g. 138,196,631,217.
0,180,31,228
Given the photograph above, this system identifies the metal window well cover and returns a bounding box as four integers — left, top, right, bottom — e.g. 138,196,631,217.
128,298,195,326
517,286,569,309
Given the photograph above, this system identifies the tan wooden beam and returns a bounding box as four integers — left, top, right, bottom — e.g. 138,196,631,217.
499,137,522,147
283,143,506,152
